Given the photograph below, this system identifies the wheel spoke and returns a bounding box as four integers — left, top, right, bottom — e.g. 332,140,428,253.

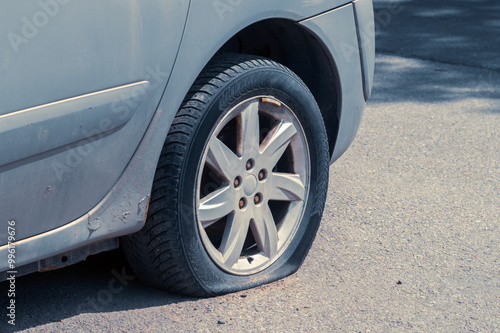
268,172,306,202
238,101,260,157
250,205,278,258
260,121,297,168
219,214,250,268
198,186,234,228
206,137,240,181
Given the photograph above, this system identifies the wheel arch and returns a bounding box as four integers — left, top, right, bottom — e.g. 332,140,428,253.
217,19,341,158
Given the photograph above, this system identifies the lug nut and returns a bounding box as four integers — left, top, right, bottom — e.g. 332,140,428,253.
258,170,266,181
239,198,246,209
246,159,253,170
234,176,240,188
254,194,261,205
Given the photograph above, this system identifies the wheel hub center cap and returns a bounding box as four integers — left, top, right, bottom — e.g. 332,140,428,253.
243,174,258,196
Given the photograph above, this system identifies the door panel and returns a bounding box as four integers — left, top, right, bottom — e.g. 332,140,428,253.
0,0,190,243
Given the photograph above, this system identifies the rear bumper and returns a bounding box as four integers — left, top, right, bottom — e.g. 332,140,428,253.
354,0,375,100
300,1,374,164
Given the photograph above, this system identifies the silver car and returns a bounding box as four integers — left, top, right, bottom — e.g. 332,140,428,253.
1,0,374,296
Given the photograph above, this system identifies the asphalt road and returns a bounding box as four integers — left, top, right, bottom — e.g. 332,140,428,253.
3,1,499,332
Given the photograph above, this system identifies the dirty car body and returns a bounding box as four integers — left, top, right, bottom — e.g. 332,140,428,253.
0,0,374,295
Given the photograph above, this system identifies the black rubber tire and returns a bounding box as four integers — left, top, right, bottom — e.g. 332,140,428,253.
121,54,329,297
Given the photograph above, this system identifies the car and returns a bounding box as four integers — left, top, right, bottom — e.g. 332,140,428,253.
0,0,374,297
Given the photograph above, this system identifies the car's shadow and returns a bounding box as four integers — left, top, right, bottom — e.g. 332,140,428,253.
372,54,500,110
1,249,196,332
374,0,500,71
372,0,500,110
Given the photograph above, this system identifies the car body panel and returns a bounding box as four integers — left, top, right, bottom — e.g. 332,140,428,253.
0,0,190,242
0,0,374,276
0,81,150,167
301,4,367,163
353,0,376,100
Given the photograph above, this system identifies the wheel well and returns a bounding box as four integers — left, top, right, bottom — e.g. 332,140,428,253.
218,19,340,157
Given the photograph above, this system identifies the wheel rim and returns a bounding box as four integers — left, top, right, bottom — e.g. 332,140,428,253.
196,96,310,275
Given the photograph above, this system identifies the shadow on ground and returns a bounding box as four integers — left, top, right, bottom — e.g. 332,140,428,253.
373,0,500,70
371,54,500,110
372,0,500,110
1,249,194,332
